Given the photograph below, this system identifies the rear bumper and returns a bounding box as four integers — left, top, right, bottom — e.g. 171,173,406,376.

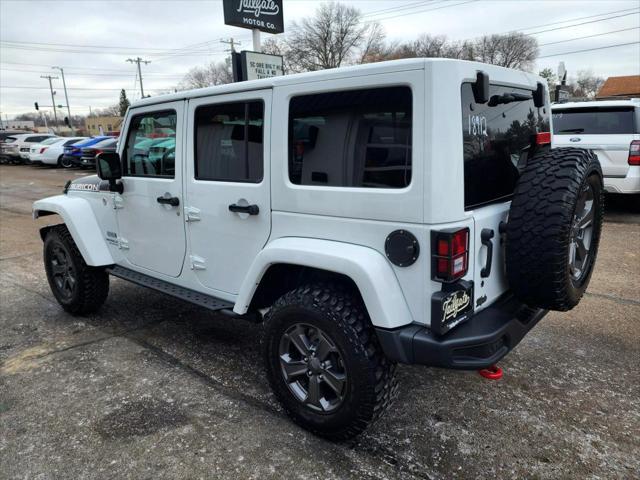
604,167,640,194
376,294,547,369
80,156,96,166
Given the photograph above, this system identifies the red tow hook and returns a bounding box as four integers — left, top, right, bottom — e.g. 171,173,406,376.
478,364,503,380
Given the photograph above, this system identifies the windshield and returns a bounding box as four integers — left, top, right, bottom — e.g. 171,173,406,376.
552,107,636,135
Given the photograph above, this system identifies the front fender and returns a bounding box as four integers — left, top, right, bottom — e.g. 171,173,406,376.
234,237,413,329
33,195,114,266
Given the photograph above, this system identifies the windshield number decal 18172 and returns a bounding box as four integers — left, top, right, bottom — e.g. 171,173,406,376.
468,114,488,137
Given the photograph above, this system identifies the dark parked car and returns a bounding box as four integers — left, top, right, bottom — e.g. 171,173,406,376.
61,136,113,168
79,138,118,167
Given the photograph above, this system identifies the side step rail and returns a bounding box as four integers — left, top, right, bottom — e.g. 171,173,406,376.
107,265,235,313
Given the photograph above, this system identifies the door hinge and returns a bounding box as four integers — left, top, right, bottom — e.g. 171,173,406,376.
184,206,201,222
189,254,206,270
112,195,124,210
118,237,129,250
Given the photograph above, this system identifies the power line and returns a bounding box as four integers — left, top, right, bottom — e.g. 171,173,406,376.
538,41,640,59
363,0,442,18
0,85,169,91
0,68,184,78
362,0,476,24
0,38,230,52
498,7,640,34
538,27,640,46
528,11,639,35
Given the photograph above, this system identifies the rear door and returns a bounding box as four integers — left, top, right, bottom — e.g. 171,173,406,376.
552,106,637,177
185,90,272,295
461,82,550,309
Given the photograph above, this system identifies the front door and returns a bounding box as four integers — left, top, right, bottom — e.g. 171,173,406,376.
116,102,187,277
185,90,272,294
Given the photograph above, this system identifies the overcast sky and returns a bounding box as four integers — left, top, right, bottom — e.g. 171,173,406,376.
1,0,639,119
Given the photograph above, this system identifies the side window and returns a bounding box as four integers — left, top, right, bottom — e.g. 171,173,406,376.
289,86,412,188
124,110,176,177
194,101,264,182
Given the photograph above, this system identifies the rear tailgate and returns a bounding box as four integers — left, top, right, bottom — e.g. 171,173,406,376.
461,82,550,312
552,106,637,177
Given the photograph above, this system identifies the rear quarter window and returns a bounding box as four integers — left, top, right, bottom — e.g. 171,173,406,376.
552,107,636,135
289,86,412,189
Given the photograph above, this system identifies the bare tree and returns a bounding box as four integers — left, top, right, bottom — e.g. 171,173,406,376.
371,32,536,70
572,70,605,99
179,60,233,89
471,33,538,71
283,2,384,72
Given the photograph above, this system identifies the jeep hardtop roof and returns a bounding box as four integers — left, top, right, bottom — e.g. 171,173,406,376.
552,99,640,109
132,58,543,108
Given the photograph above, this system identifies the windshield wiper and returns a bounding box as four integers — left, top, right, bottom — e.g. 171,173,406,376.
488,92,532,106
558,128,584,133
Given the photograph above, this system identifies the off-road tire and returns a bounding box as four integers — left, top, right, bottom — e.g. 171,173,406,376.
263,283,398,441
506,147,604,311
44,225,109,314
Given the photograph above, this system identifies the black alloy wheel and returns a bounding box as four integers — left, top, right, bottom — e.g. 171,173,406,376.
48,243,77,301
278,323,347,413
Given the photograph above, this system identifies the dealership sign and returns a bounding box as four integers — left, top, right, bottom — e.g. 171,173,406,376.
243,51,283,80
223,0,284,34
232,50,284,82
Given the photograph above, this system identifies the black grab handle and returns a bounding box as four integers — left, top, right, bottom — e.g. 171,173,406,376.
157,196,180,207
480,228,495,278
228,203,259,215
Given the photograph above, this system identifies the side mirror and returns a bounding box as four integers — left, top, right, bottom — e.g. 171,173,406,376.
96,152,123,193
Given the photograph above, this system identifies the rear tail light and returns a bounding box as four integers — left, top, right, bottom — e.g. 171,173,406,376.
94,149,103,155
39,147,48,153
432,228,470,282
629,140,640,166
536,132,551,145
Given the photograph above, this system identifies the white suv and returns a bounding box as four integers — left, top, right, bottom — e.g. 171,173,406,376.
33,59,604,440
2,133,58,163
552,99,640,194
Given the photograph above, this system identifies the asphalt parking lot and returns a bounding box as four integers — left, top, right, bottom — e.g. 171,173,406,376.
1,164,638,480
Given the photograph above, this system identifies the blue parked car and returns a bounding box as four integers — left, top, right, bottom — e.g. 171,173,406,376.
61,136,113,168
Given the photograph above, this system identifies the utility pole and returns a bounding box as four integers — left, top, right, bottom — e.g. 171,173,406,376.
52,66,72,131
220,37,241,53
41,75,59,127
127,57,151,98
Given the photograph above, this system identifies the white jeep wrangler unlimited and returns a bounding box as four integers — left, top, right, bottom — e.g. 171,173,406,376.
33,59,604,440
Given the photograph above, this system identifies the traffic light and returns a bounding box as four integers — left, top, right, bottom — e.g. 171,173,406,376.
34,102,39,111
64,117,70,127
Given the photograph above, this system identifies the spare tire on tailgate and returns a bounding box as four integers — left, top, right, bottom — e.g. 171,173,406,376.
506,147,604,311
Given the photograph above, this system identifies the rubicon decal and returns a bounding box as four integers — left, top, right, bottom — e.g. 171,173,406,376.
68,183,100,192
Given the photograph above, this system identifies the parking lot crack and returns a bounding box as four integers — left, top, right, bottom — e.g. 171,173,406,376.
585,291,640,306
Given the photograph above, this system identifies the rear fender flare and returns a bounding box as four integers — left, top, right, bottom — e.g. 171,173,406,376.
234,237,413,329
33,195,114,266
